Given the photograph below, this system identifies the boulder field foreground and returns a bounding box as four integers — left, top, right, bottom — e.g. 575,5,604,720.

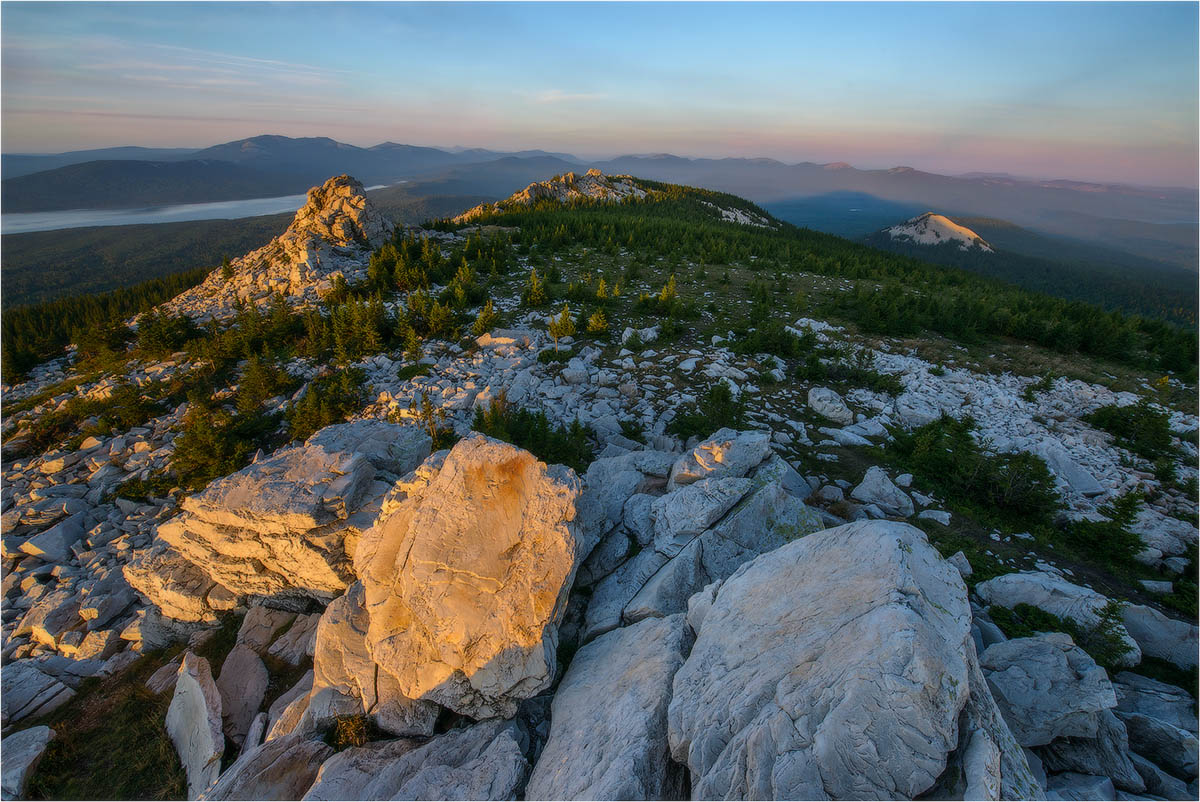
7,423,1196,800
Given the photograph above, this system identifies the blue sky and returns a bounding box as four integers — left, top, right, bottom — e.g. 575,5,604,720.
2,2,1196,185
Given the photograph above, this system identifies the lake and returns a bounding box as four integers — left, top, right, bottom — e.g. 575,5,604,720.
1,185,391,235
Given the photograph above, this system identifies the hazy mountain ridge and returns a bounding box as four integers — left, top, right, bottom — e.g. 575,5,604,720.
4,135,1193,274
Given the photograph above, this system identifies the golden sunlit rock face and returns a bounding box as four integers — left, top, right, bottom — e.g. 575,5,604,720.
354,434,581,719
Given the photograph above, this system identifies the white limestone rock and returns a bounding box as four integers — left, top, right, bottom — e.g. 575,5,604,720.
808,386,854,425
202,733,333,801
668,521,997,800
153,422,429,608
1,661,75,727
650,477,751,558
216,645,269,747
301,581,437,738
526,614,693,800
980,632,1117,748
354,434,581,719
851,465,915,517
1120,604,1198,670
166,652,224,800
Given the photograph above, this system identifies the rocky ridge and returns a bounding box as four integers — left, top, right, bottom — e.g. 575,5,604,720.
454,168,648,222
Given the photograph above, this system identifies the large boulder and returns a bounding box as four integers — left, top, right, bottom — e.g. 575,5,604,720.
124,543,231,624
1120,604,1198,670
165,653,224,800
355,434,581,719
526,614,693,800
974,572,1140,666
301,720,529,801
148,422,430,611
575,449,674,553
1113,672,1198,735
668,520,1024,800
216,645,269,747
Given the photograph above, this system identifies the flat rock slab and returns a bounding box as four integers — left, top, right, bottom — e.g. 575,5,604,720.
526,614,694,800
1,725,55,800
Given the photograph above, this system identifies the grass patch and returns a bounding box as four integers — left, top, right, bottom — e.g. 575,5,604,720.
395,363,429,381
25,649,187,800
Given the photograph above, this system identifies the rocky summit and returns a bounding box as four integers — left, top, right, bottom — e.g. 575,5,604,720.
159,175,394,321
1,171,1196,802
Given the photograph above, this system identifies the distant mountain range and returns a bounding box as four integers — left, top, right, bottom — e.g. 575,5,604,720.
3,134,1196,273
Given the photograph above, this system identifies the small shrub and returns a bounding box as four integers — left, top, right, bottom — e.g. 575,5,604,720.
1064,488,1145,567
586,309,609,334
330,714,368,751
1083,401,1177,461
619,418,647,444
547,304,576,351
884,415,1060,529
471,299,500,336
396,363,428,381
667,383,745,440
537,349,572,365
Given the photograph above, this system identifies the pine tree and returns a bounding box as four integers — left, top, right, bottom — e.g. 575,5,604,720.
472,300,500,336
587,309,608,334
522,268,547,307
221,256,234,281
548,303,575,351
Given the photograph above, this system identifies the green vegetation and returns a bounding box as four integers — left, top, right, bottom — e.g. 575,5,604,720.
172,398,281,491
472,392,594,473
112,473,178,503
882,415,1060,530
1083,401,1178,461
987,601,1134,672
1063,489,1146,568
25,651,187,800
668,382,746,441
2,268,207,383
285,368,368,443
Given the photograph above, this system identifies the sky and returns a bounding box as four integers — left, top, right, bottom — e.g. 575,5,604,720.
2,1,1197,186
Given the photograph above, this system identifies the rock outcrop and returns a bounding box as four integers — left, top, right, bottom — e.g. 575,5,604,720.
126,422,430,620
454,169,647,223
355,434,581,719
202,733,333,801
160,175,394,320
1,725,55,800
667,520,1035,800
302,719,529,801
